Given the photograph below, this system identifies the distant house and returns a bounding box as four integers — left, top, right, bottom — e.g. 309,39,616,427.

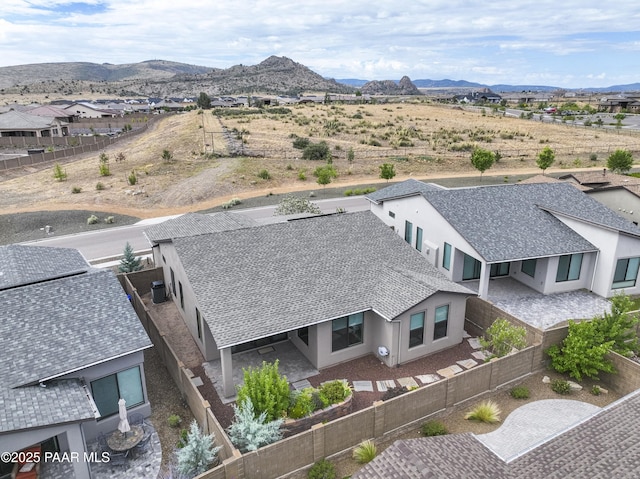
0,109,69,137
26,104,76,124
367,179,640,300
62,102,120,119
0,245,152,479
144,211,473,398
454,90,502,104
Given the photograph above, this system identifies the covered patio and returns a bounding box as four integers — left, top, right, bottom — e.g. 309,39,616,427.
464,276,612,329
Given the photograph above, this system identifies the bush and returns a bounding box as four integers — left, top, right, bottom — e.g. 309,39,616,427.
96,182,105,191
464,400,501,423
344,190,353,196
236,360,290,422
168,414,182,428
87,215,99,225
257,169,271,180
479,318,527,358
128,170,137,185
382,386,409,401
176,420,221,476
591,385,602,396
298,170,307,181
421,420,448,437
71,186,82,194
352,439,377,464
53,163,67,181
307,459,335,479
104,216,115,224
288,389,315,419
318,380,351,404
302,141,331,161
274,194,321,216
293,137,311,149
222,198,242,209
227,398,283,452
509,386,530,399
551,379,571,395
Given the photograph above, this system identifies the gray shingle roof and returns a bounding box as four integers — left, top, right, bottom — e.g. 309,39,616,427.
354,391,640,479
371,180,640,263
0,245,90,290
0,269,152,388
0,380,96,433
0,109,62,130
144,212,258,244
173,211,473,349
366,178,444,203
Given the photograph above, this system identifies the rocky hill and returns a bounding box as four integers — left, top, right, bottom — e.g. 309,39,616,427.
0,56,354,97
360,76,422,95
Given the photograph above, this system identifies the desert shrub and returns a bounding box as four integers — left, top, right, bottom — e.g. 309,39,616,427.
104,216,115,224
368,138,382,147
352,439,377,464
274,194,321,216
479,318,527,358
464,400,501,423
293,136,311,149
236,360,289,422
302,141,331,161
96,182,105,191
509,386,530,399
257,169,271,180
128,170,137,185
98,152,110,176
53,163,67,181
227,398,283,452
421,420,448,437
168,414,182,428
318,380,350,405
591,385,602,396
298,170,307,181
71,186,82,194
307,459,335,479
222,198,242,209
551,379,571,395
344,190,353,196
288,389,315,419
310,390,329,410
176,420,221,476
87,215,99,225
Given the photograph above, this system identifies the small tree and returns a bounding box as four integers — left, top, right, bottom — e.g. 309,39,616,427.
273,194,322,216
479,318,527,357
302,141,331,161
227,398,283,453
379,163,396,182
53,163,67,181
162,149,174,163
176,420,221,477
607,149,634,174
470,148,495,179
236,360,290,421
593,292,639,357
197,92,211,110
314,165,337,188
119,242,142,273
98,152,111,176
347,147,355,166
536,146,555,175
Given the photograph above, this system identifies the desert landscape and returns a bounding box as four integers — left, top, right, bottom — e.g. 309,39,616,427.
1,101,638,219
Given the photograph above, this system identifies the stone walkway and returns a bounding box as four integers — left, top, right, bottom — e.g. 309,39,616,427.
40,423,162,479
350,336,486,393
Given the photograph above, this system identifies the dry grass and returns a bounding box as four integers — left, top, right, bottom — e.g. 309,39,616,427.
1,102,638,217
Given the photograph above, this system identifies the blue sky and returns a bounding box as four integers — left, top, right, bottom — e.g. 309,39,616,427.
1,0,639,88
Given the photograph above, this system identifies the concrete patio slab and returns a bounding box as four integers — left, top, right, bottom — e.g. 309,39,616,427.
353,380,374,392
416,374,441,384
397,377,419,388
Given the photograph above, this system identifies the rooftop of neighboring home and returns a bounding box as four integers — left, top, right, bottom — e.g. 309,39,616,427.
25,104,74,119
166,210,473,349
144,212,258,244
0,109,66,129
559,170,640,189
366,180,640,263
0,245,152,433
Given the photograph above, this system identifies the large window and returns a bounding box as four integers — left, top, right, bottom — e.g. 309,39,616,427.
613,257,640,289
556,253,583,282
490,262,510,277
434,305,449,340
91,366,144,419
415,227,423,252
462,253,481,280
521,259,537,278
332,312,364,352
409,312,425,348
404,221,413,244
443,243,452,271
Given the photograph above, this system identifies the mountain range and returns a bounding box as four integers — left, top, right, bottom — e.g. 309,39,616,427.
0,56,637,97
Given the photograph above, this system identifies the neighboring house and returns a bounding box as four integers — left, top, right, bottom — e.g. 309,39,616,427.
26,104,76,124
366,179,640,300
63,102,119,119
144,211,473,398
0,245,152,479
0,110,69,137
353,391,640,479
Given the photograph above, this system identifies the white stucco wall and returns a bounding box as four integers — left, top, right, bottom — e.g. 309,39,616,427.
588,189,640,226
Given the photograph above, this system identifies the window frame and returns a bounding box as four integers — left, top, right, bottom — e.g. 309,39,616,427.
443,243,452,271
404,220,413,244
521,259,537,278
90,366,145,420
555,253,583,282
415,226,423,252
332,312,364,352
433,305,449,340
388,211,396,219
462,253,481,280
613,257,640,289
409,312,425,348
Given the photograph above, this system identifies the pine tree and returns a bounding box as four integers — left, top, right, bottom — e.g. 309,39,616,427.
227,398,283,452
176,420,221,477
119,242,142,273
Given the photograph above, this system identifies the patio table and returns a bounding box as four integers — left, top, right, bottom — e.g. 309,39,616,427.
107,425,144,452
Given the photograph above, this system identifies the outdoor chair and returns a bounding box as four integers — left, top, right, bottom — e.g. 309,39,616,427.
132,430,154,457
97,433,113,454
109,450,129,471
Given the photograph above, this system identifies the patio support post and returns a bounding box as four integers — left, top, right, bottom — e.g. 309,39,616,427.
67,426,92,479
478,262,490,299
220,347,235,398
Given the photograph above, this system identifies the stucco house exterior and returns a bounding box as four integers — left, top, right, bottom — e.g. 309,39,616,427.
366,179,640,300
0,245,152,479
0,110,69,137
62,102,119,119
144,211,473,398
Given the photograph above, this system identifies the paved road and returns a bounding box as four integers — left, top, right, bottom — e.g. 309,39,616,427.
23,196,370,260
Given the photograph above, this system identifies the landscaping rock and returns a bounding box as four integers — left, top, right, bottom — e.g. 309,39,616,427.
568,381,583,391
542,375,551,383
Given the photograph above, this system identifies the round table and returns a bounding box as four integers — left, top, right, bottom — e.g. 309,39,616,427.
107,425,144,452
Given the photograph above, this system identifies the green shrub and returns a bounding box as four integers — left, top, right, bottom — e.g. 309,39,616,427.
344,189,353,196
509,386,530,399
298,170,307,181
236,360,290,422
464,400,501,423
71,186,82,194
307,459,335,479
551,379,571,395
479,318,527,357
319,380,350,404
591,385,602,396
98,152,111,176
96,182,105,191
222,198,242,209
168,414,182,428
53,163,67,181
128,170,137,185
258,169,271,180
420,420,448,437
177,428,188,448
104,216,115,224
288,389,315,419
310,390,329,411
87,215,99,225
302,141,331,161
293,137,311,149
352,439,377,464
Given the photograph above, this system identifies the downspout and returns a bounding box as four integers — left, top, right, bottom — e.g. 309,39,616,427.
590,250,600,294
